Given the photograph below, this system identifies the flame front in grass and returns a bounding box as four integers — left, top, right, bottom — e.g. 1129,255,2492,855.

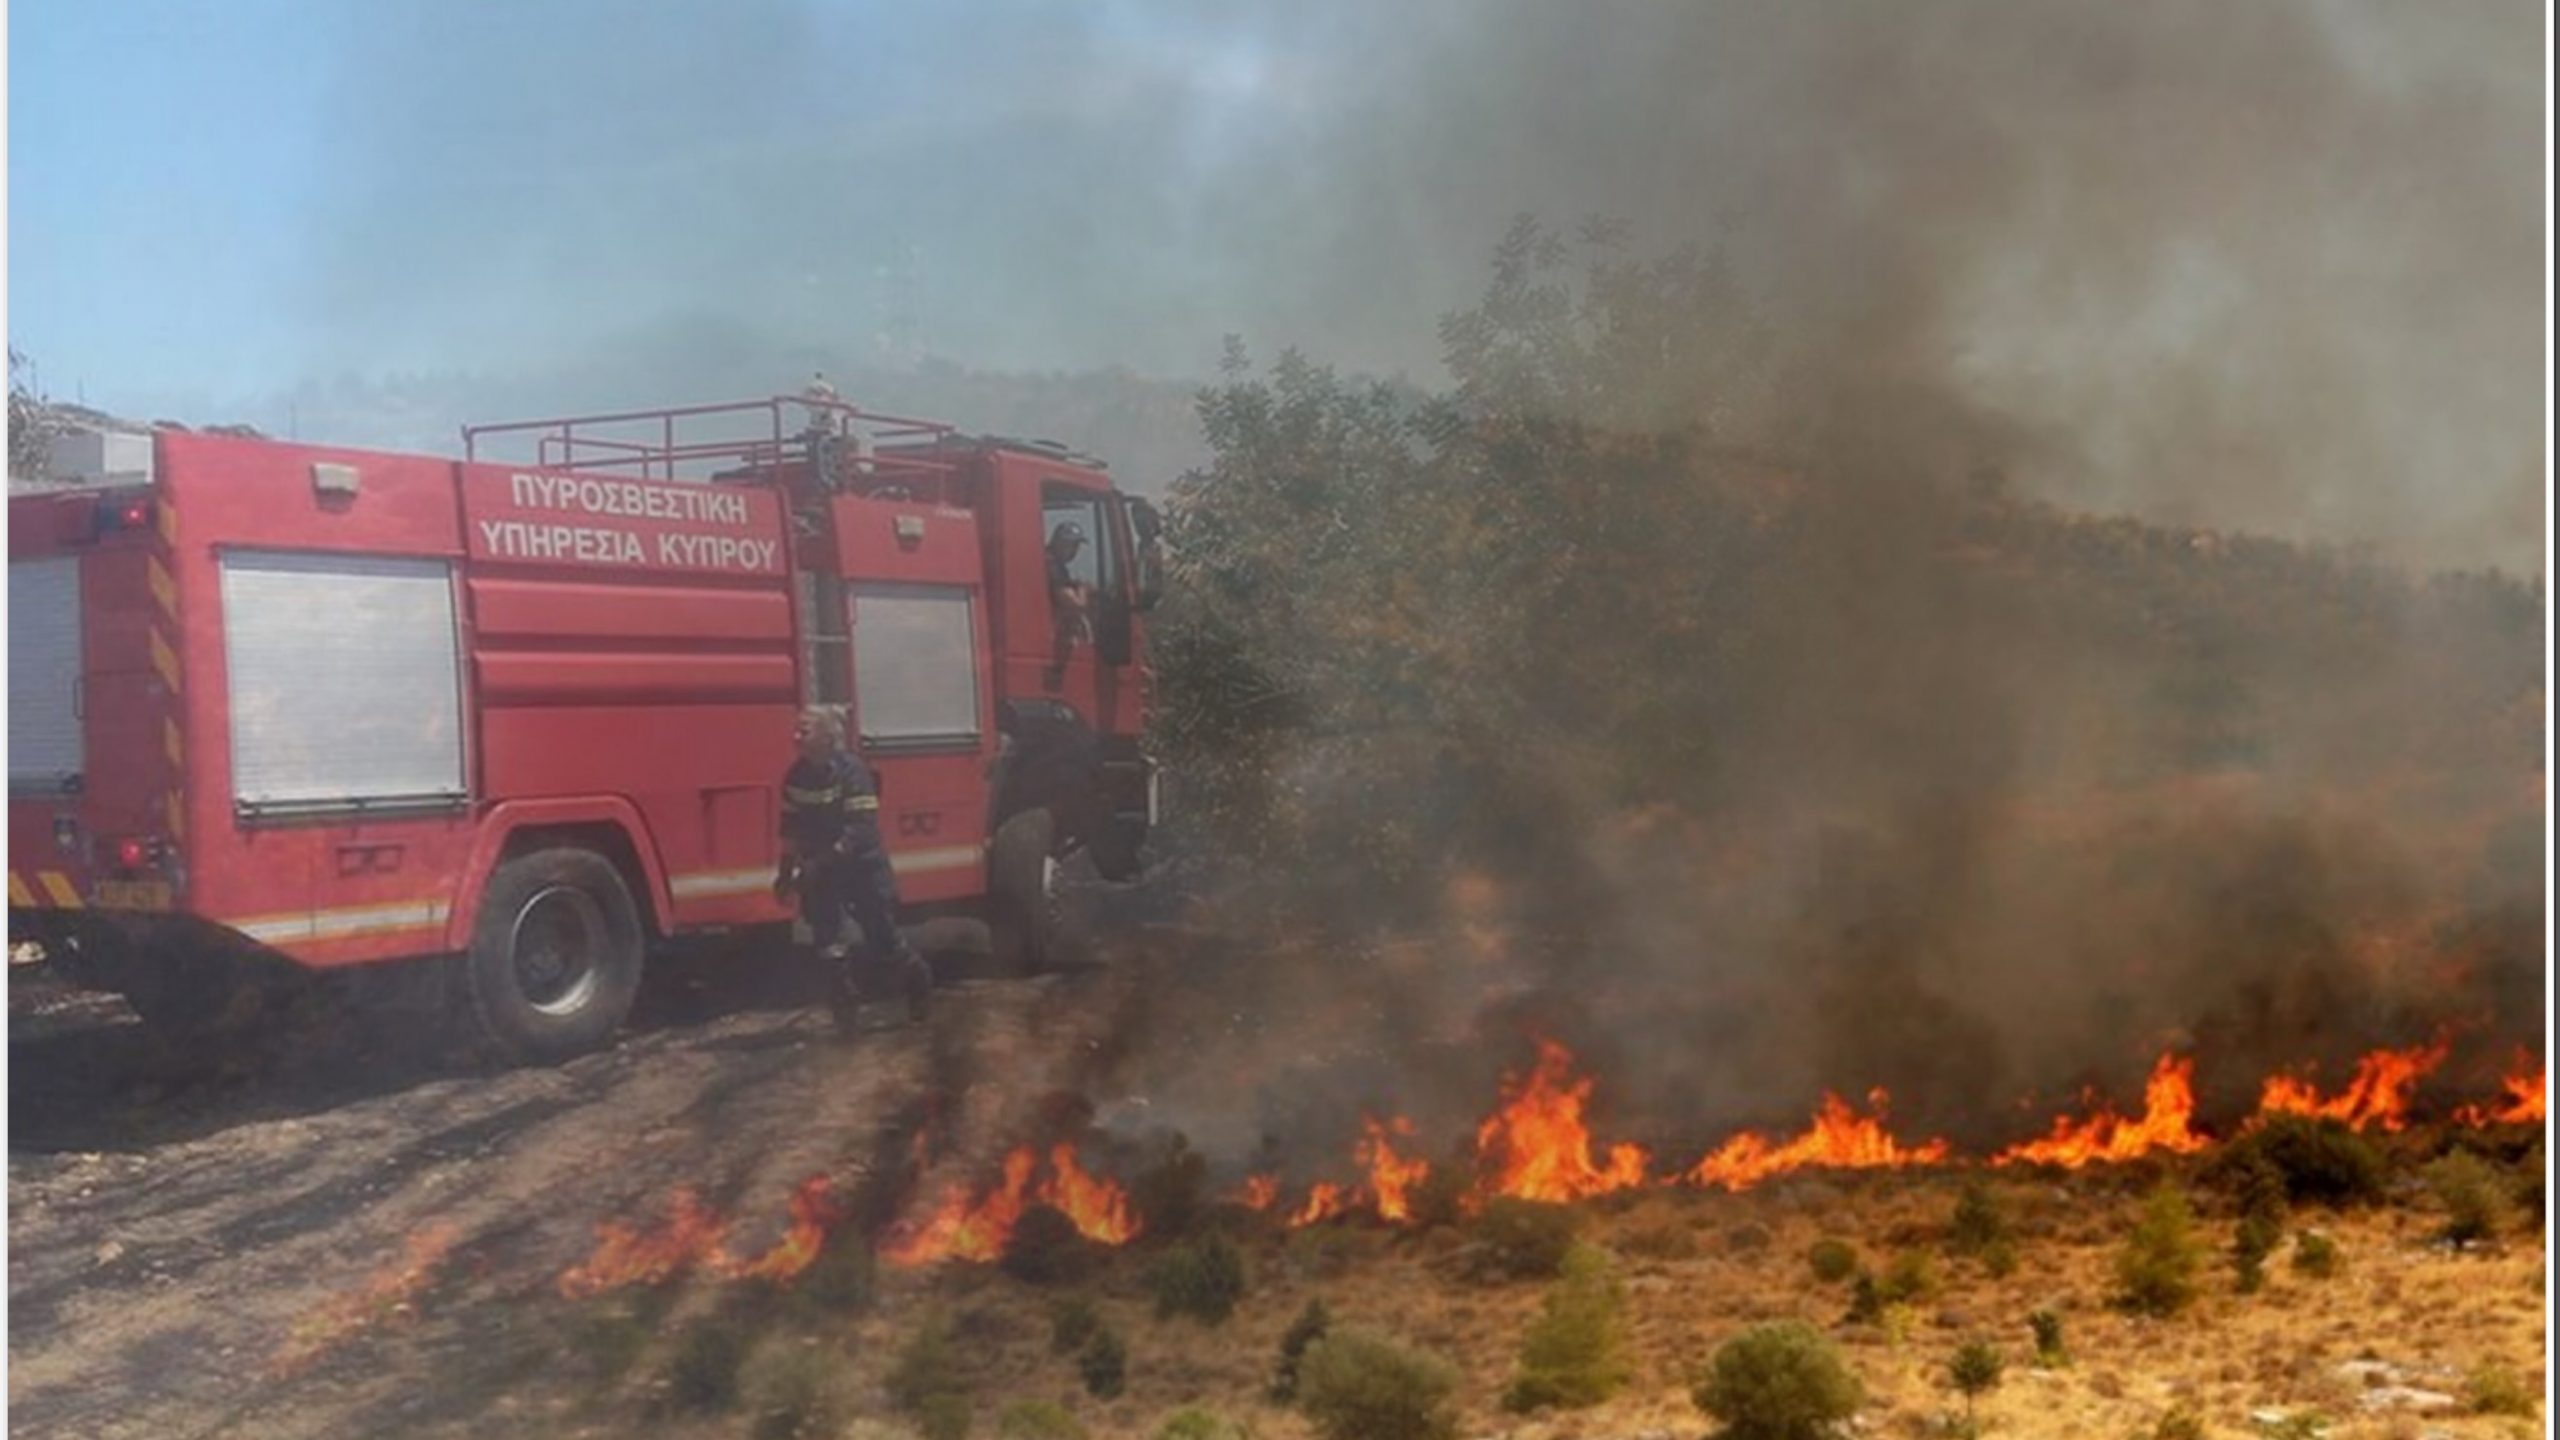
730,1176,847,1284
1236,1174,1280,1212
558,1189,733,1298
1994,1053,2209,1168
2255,1039,2451,1132
1042,1143,1141,1245
881,1148,1039,1268
274,1224,461,1375
1360,1117,1432,1222
1473,1038,1649,1203
1686,1089,1953,1192
2456,1059,2547,1127
1290,1181,1354,1228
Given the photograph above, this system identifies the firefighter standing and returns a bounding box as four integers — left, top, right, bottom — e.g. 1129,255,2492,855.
774,707,931,1028
1044,521,1093,689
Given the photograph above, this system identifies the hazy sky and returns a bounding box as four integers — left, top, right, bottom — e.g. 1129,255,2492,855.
8,1,2548,571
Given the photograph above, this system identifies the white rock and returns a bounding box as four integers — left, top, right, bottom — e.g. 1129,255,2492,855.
2357,1386,2459,1413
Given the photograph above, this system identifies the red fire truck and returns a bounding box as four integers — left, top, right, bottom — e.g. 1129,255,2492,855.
8,393,1163,1061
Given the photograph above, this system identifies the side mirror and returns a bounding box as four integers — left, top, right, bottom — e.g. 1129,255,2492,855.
1127,497,1166,612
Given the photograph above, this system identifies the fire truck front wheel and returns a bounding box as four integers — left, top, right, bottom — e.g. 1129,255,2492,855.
464,848,645,1064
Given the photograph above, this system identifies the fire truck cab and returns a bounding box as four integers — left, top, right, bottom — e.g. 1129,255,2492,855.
7,393,1163,1061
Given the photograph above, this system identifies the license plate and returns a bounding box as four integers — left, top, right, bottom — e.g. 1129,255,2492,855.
94,880,172,911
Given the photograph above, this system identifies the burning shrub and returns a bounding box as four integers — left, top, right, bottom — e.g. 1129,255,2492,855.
1003,1205,1102,1286
1130,1138,1211,1241
2113,1183,2205,1318
2426,1151,2512,1246
1807,1238,1859,1284
997,1399,1089,1440
1296,1329,1462,1440
1049,1296,1103,1355
1470,1197,1582,1280
1948,1180,2010,1258
2027,1310,2067,1368
1156,1409,1252,1440
888,1315,974,1429
2464,1361,2537,1418
1692,1320,1863,1440
1149,1234,1248,1324
1501,1243,1632,1413
1269,1298,1333,1403
1076,1324,1128,1400
667,1317,751,1413
2288,1231,2340,1279
744,1342,841,1440
1947,1341,2003,1418
2207,1116,2385,1208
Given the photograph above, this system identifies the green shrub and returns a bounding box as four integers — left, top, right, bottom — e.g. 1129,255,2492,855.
1880,1250,1941,1304
888,1316,972,1420
1471,1197,1581,1280
2465,1361,2537,1418
997,1399,1089,1440
2289,1231,2340,1279
1841,1272,1886,1327
2114,1183,2204,1318
1049,1296,1102,1355
2425,1151,2511,1246
1501,1243,1631,1413
1980,1238,2019,1280
1949,1181,2009,1257
1269,1298,1332,1403
1076,1325,1128,1400
2027,1310,2067,1368
1003,1205,1102,1286
2232,1152,2289,1294
744,1343,840,1440
2208,1116,2385,1208
1296,1330,1461,1440
1149,1234,1247,1324
1807,1238,1859,1284
1156,1409,1252,1440
1948,1342,2002,1417
667,1318,750,1412
1691,1321,1863,1440
2152,1408,2207,1440
917,1393,973,1440
1130,1138,1210,1241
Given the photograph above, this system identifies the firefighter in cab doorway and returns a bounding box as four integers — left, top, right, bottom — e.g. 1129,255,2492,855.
774,707,931,1030
1044,520,1094,690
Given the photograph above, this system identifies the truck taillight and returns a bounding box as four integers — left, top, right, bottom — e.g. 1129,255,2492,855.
93,495,153,535
110,837,167,873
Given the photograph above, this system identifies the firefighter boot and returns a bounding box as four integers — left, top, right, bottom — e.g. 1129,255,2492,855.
898,949,933,1023
827,960,865,1040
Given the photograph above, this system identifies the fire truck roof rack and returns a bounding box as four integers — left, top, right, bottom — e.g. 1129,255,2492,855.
460,396,962,492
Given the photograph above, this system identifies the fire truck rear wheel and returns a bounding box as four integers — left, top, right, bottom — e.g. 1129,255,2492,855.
464,848,645,1064
987,808,1057,977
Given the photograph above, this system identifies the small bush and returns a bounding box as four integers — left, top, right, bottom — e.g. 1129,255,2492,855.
745,1343,839,1440
793,1233,875,1315
1405,1163,1472,1231
1501,1243,1631,1413
2114,1183,2204,1318
1807,1238,1859,1284
1842,1272,1886,1327
1297,1329,1462,1440
1049,1296,1102,1355
1980,1238,2019,1279
1692,1321,1863,1440
667,1318,750,1412
1949,1181,2009,1257
1880,1250,1941,1304
917,1393,973,1440
1948,1342,2002,1416
1269,1298,1332,1403
2232,1152,2289,1294
1156,1409,1252,1440
888,1316,972,1420
2289,1231,2340,1279
1149,1234,1248,1324
1471,1198,1581,1280
1726,1221,1775,1254
1130,1138,1210,1241
2027,1310,2067,1368
2152,1408,2207,1440
2209,1116,2385,1208
2425,1151,2511,1246
1076,1325,1128,1400
2465,1361,2537,1418
1003,1205,1101,1286
2517,1142,2544,1221
998,1399,1089,1440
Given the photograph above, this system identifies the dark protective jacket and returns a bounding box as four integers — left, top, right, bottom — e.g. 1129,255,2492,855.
780,750,887,863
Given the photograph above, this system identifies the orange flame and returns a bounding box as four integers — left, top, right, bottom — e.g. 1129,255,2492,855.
1474,1039,1649,1202
2456,1059,2546,1127
1043,1143,1141,1245
730,1176,848,1284
2255,1039,2451,1132
1994,1054,2209,1168
880,1144,1144,1267
273,1224,462,1375
1686,1089,1952,1191
558,1189,734,1298
1361,1117,1433,1222
1237,1174,1280,1212
1290,1181,1354,1227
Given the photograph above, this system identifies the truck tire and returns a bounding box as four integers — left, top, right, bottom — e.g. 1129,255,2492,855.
986,808,1056,978
463,847,645,1064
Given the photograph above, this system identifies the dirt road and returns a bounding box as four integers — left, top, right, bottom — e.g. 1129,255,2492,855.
7,927,1161,1440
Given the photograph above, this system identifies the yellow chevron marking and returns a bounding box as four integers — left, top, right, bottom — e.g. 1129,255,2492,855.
39,873,84,908
150,629,181,692
165,718,184,767
155,497,176,546
148,556,178,617
7,874,35,908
